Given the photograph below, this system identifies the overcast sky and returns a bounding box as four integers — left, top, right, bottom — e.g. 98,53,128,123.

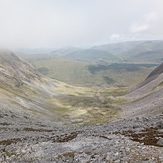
0,0,163,48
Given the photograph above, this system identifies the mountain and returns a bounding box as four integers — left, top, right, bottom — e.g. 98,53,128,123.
93,40,163,63
0,49,42,88
0,49,63,122
51,46,82,57
15,40,163,63
65,49,121,62
122,62,163,117
123,41,163,62
129,50,163,63
92,41,144,57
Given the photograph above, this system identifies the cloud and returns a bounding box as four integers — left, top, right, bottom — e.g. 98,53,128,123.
131,24,149,33
130,11,163,37
110,34,120,40
0,0,163,48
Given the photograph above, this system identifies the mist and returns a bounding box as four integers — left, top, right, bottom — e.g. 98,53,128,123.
0,0,163,48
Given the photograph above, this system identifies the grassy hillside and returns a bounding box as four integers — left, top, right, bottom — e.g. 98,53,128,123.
65,49,121,62
51,46,82,57
123,41,163,62
129,51,163,63
31,57,156,87
92,41,144,56
93,40,163,63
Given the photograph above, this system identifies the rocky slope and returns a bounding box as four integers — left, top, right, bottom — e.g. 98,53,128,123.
0,51,162,162
0,109,163,162
0,49,65,123
122,62,163,118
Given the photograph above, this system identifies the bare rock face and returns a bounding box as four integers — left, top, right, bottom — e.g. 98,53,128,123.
147,62,163,79
123,63,163,118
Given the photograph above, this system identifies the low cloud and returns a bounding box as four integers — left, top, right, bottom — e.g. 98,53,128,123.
130,11,163,37
110,34,120,41
131,24,149,33
0,0,163,48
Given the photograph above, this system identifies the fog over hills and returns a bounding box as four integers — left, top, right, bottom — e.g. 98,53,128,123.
93,40,163,63
92,41,145,57
16,40,163,64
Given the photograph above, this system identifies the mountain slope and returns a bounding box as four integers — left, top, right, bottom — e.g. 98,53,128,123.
0,49,62,121
65,49,121,62
122,62,163,117
93,40,163,63
124,41,163,62
92,41,144,57
51,46,82,57
0,49,43,88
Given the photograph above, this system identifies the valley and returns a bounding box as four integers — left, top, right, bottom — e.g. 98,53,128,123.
0,41,163,162
1,0,163,162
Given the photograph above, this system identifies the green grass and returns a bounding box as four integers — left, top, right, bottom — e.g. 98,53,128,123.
49,85,126,125
31,57,153,87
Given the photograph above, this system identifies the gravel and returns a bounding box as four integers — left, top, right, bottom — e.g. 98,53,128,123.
0,104,163,163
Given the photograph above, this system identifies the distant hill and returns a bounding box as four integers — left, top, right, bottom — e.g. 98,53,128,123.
92,41,144,57
129,51,163,63
51,46,82,57
65,49,121,62
16,40,163,64
93,40,163,63
123,41,163,62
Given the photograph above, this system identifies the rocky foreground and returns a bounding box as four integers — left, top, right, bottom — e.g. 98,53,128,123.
0,103,163,163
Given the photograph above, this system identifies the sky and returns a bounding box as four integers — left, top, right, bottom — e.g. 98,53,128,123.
0,0,163,48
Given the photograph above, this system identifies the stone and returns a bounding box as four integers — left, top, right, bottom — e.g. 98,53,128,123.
157,138,163,147
156,121,163,129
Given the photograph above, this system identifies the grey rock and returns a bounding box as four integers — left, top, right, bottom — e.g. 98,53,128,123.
156,121,163,129
157,138,163,146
